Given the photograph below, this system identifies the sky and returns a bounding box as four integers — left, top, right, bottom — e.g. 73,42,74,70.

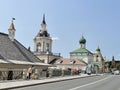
0,0,120,60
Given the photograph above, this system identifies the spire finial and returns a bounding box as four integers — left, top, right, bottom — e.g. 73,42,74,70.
96,45,100,52
82,33,83,37
42,14,46,24
43,14,45,21
112,56,115,61
12,18,15,23
98,45,99,49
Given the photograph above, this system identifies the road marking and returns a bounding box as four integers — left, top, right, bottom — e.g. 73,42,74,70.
69,75,112,90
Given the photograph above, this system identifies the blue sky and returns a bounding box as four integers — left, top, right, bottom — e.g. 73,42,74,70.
0,0,120,60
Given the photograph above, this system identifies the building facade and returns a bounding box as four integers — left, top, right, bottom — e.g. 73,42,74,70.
70,36,105,73
70,36,93,64
0,18,50,80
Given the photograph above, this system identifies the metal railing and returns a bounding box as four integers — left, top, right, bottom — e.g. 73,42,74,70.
0,69,23,80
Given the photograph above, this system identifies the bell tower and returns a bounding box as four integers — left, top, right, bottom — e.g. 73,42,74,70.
34,14,52,54
8,18,16,41
34,15,61,64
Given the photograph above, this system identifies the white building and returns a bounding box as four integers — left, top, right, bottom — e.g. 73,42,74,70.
0,18,50,80
70,36,105,73
70,36,93,64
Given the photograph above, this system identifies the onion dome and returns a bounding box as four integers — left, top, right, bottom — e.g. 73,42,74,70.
96,46,100,52
79,36,86,44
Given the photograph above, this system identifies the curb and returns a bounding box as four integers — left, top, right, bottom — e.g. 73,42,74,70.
0,74,100,90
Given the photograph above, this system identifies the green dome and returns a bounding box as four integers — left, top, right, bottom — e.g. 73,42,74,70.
79,36,86,44
96,46,100,52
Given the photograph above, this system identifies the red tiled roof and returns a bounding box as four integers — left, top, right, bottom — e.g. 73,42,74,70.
55,58,86,66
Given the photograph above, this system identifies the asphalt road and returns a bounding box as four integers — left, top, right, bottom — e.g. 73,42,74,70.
11,75,120,90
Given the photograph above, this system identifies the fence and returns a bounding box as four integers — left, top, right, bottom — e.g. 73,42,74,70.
0,69,23,80
0,68,76,80
47,68,71,77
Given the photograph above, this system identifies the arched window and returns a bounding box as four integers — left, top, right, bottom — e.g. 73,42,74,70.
96,55,99,62
46,43,49,51
36,43,41,52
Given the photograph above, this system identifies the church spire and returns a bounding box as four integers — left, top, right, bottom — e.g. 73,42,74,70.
8,18,16,41
42,14,46,24
8,18,15,30
40,14,47,32
34,15,52,56
112,56,115,61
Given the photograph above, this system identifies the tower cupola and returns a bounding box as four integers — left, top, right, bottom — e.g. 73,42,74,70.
34,15,52,54
37,14,50,37
8,18,16,41
79,36,86,44
79,36,86,48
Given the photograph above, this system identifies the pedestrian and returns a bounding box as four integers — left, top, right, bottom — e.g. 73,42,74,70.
31,65,36,79
27,66,32,79
73,68,77,75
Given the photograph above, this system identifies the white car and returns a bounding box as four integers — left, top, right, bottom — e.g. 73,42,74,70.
114,70,120,75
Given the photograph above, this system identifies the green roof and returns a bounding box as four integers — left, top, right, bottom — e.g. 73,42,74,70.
70,48,93,54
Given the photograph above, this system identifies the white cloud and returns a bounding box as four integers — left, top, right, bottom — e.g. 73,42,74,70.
52,37,60,41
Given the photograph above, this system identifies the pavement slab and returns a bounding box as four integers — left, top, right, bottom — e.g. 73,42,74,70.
0,74,99,90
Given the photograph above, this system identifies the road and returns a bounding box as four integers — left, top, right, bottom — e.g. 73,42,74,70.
11,75,120,90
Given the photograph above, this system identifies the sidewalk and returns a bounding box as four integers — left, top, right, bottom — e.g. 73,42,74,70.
0,74,99,90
